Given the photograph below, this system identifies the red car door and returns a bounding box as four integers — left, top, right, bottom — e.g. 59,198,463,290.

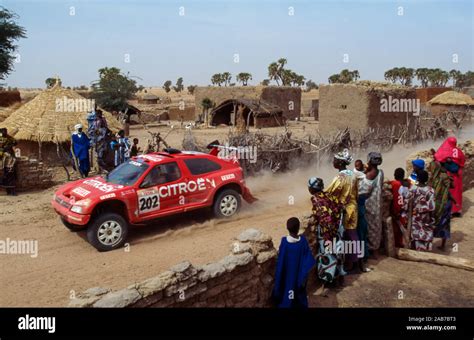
182,157,221,206
136,161,185,220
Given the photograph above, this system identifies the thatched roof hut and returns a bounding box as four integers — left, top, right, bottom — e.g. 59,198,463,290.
1,84,121,162
428,91,474,106
2,84,120,143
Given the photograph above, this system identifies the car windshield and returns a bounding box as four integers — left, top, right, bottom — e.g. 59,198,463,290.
106,159,150,186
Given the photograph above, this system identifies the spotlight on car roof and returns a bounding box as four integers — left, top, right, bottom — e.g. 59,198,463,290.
163,148,182,154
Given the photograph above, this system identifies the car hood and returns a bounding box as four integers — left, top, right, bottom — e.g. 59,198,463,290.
57,176,125,202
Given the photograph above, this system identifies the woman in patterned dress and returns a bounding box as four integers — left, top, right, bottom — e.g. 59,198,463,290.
404,170,436,251
308,177,345,286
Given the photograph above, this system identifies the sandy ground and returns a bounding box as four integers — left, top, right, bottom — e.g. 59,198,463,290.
0,122,473,307
1,145,474,306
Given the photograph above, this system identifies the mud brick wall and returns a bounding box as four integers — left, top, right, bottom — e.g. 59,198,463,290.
16,157,55,191
406,139,474,191
261,86,301,120
69,229,278,308
416,87,452,104
194,86,301,120
319,84,416,135
168,106,196,121
254,115,286,128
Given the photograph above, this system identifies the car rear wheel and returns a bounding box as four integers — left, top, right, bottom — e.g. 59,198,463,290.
87,213,128,252
60,217,84,232
213,189,241,218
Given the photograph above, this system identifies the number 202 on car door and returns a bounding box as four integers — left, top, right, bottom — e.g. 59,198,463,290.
137,188,160,215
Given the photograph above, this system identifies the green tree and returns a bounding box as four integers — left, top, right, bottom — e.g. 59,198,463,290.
173,77,184,92
236,72,252,86
305,80,318,91
211,73,223,86
163,80,172,93
449,69,462,88
221,72,232,86
0,7,26,81
415,68,430,87
187,85,197,94
45,77,61,88
329,69,359,84
90,67,143,112
261,79,270,86
201,97,214,125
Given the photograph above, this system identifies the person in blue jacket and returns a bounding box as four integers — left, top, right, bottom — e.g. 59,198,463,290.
71,124,91,177
272,217,316,308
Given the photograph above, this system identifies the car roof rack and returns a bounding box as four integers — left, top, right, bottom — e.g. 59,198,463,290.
163,148,182,154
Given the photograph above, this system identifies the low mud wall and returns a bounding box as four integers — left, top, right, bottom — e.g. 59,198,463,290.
69,229,278,308
1,157,55,191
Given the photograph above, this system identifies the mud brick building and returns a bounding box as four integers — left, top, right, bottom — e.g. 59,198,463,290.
319,82,417,135
194,86,301,125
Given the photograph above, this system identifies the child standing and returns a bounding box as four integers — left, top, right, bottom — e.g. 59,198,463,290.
273,217,316,308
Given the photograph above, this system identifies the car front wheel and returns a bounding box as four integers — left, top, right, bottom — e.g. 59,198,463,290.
213,189,241,218
87,213,129,252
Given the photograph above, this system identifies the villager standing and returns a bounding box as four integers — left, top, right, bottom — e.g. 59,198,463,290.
92,110,109,171
428,156,454,250
325,149,359,272
365,152,384,257
307,177,346,287
272,217,316,308
434,137,465,217
409,159,425,187
403,170,435,251
130,138,141,157
390,168,406,248
0,128,18,195
71,124,91,177
111,130,130,167
355,164,372,271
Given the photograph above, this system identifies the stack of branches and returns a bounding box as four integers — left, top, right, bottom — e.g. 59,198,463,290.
182,117,457,176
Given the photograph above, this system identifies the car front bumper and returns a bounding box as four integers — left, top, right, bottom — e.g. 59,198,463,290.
51,198,91,226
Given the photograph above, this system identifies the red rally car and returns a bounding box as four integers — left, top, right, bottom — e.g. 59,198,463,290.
52,149,257,251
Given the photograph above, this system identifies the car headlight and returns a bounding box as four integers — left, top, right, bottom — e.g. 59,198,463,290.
71,205,84,214
70,198,91,214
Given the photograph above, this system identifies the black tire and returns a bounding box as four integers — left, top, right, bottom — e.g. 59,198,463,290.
86,212,129,252
60,217,84,232
213,189,241,218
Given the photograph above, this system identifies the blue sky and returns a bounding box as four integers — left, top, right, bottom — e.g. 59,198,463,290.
2,0,473,88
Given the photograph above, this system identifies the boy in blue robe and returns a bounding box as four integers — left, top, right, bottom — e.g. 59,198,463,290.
71,124,91,177
272,217,316,308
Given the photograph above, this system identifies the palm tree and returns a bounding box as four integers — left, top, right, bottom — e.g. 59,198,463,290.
221,72,232,86
201,97,214,126
449,69,462,88
384,68,399,84
211,73,223,86
328,74,341,84
415,68,430,87
236,72,252,86
268,62,280,85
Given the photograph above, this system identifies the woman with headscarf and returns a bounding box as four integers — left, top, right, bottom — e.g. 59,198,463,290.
427,156,453,250
71,124,91,177
365,152,384,257
325,149,359,271
409,159,425,188
403,170,435,251
308,177,345,286
434,137,465,217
